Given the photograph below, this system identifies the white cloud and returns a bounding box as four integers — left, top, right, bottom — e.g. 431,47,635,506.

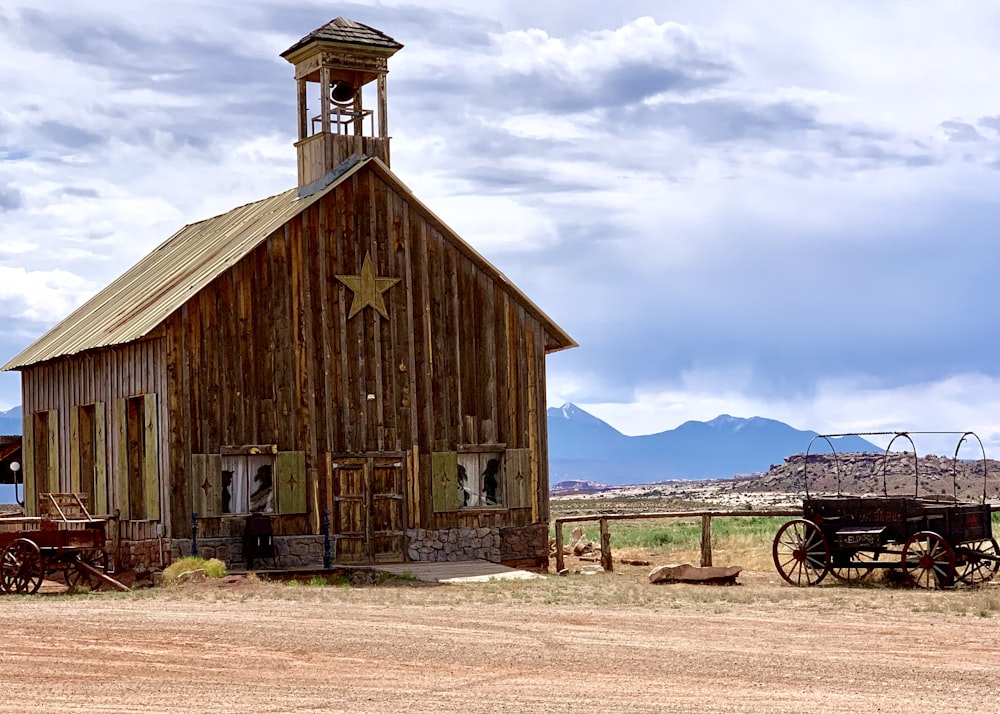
0,265,97,323
490,17,720,79
416,189,559,253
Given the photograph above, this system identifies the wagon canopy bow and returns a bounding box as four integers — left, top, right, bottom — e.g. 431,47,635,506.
803,431,989,503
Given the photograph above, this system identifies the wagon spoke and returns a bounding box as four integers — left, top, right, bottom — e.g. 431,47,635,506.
772,519,829,587
957,539,1000,587
1,539,44,595
902,531,955,590
831,550,879,583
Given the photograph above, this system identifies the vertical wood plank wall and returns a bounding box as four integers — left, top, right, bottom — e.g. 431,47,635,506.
20,339,168,521
164,167,557,538
21,164,560,541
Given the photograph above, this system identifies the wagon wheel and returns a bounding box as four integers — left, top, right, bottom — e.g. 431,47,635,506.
772,519,830,586
1,539,44,595
902,531,955,589
956,538,1000,587
64,550,108,591
830,550,879,584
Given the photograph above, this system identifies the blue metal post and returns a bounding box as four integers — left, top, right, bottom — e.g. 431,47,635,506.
191,511,199,557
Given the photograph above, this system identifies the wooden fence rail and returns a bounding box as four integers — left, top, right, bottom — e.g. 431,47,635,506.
553,509,803,573
553,505,1000,573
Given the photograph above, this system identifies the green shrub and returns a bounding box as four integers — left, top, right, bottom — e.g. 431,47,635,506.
162,556,227,582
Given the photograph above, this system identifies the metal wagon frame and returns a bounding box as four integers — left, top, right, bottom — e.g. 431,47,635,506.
772,431,999,589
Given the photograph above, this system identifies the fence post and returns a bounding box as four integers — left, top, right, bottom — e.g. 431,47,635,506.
700,514,712,567
191,511,199,557
555,520,565,572
600,517,612,572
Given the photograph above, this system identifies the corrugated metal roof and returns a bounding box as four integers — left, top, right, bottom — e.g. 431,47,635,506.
280,17,403,58
3,157,574,371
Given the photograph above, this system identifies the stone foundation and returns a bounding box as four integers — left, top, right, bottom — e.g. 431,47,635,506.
119,539,171,572
499,523,549,571
133,524,550,572
406,527,501,563
171,535,327,569
406,524,549,570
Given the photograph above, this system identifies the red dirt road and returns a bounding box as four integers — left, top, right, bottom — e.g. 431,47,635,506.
0,573,998,713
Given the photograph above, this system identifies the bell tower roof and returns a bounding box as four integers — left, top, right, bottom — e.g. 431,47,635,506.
281,17,403,60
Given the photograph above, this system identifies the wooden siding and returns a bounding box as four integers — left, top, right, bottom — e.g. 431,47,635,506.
19,339,167,520
295,133,389,187
165,166,554,538
17,163,557,544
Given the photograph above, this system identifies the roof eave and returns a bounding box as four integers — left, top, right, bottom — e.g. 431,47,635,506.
280,39,402,65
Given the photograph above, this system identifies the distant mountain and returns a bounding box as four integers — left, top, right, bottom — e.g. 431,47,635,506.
0,406,20,435
548,404,881,485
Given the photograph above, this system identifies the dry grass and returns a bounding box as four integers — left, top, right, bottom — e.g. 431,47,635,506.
113,562,1000,622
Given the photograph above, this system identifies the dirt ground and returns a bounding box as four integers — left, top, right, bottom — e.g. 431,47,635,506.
0,567,998,714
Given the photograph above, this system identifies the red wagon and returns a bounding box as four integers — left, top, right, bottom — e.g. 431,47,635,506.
0,493,123,594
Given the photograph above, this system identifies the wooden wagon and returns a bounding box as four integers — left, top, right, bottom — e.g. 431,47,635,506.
772,431,999,589
0,493,126,594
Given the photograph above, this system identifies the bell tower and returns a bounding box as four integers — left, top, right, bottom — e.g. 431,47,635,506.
281,18,403,189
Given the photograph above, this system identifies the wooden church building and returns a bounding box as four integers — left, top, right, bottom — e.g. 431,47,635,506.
2,18,575,572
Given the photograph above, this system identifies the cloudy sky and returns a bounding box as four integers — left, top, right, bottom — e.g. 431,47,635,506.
2,1,1000,454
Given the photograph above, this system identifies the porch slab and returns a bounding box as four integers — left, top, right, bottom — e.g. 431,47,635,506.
374,560,546,584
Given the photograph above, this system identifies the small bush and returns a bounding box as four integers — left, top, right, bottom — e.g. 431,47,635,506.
162,556,227,583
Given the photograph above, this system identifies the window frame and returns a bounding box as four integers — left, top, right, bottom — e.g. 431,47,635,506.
192,447,307,519
456,445,506,510
220,453,275,515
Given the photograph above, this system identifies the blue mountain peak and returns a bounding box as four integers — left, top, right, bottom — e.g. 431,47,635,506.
549,403,608,426
706,414,742,428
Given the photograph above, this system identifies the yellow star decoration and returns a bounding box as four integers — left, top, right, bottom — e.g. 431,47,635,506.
335,251,400,320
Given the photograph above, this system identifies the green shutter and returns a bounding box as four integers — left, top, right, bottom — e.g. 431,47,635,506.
93,403,108,515
142,394,160,520
505,448,532,509
114,398,129,520
276,451,307,514
191,454,222,518
69,407,81,494
47,409,59,494
431,451,458,513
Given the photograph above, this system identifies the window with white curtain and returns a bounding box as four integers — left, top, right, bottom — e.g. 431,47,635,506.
221,454,274,514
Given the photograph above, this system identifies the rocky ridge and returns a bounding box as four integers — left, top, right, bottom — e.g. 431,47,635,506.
732,452,1000,501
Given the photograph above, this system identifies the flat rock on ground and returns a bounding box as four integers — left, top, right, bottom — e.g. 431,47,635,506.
649,563,742,584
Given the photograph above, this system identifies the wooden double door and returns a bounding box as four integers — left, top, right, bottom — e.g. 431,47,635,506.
329,454,406,563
